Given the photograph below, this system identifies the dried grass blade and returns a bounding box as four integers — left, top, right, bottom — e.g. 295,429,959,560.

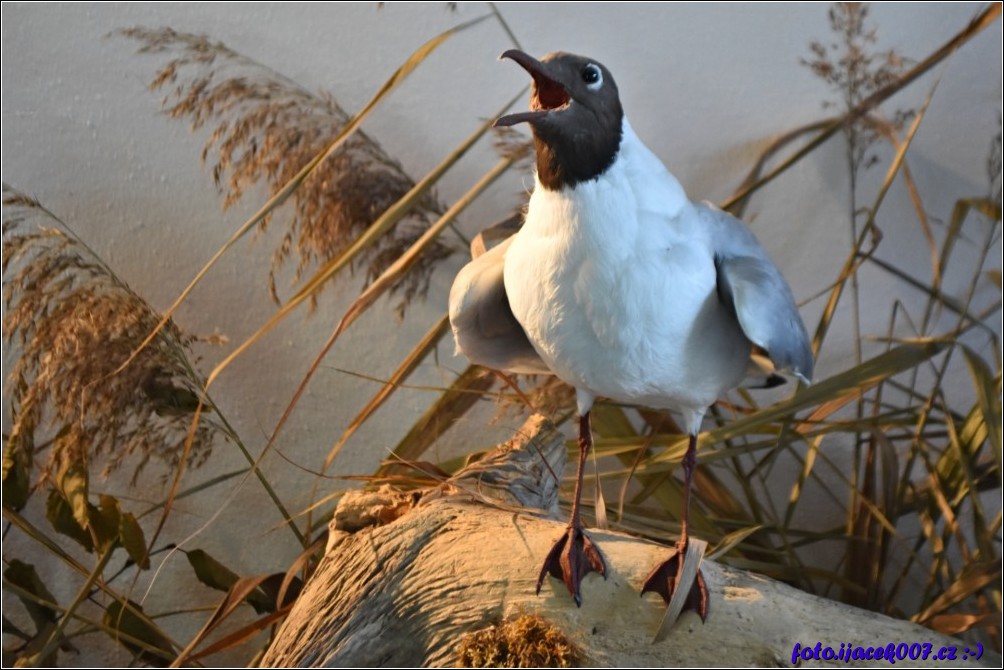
866,256,990,330
275,534,326,617
3,563,61,666
134,468,249,520
706,340,951,447
722,2,1000,211
692,466,752,522
592,448,609,530
842,428,900,607
926,612,1000,637
204,95,519,392
914,560,1002,625
783,434,824,528
283,90,523,310
103,599,177,666
899,160,942,289
26,546,115,667
170,572,281,667
724,119,831,217
596,341,950,470
117,13,492,379
323,155,518,351
378,365,496,475
592,403,730,538
589,405,638,437
812,75,940,353
250,155,518,483
707,525,765,561
589,405,637,526
2,508,181,657
940,198,1002,280
3,508,94,584
961,345,1001,476
2,587,177,665
941,397,994,562
186,606,290,662
871,428,901,533
325,314,450,469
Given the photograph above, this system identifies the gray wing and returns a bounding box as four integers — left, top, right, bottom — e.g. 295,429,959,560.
448,235,552,375
699,203,815,384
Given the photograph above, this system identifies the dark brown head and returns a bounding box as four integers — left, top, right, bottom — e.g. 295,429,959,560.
496,50,624,191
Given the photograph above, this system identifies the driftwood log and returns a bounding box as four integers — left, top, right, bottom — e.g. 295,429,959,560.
262,415,994,667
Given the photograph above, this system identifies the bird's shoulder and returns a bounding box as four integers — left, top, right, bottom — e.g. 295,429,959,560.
692,201,769,259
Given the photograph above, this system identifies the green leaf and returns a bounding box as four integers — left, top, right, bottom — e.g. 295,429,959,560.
45,490,93,552
90,494,122,552
3,616,33,642
3,560,58,630
104,600,176,667
185,549,272,614
2,438,30,511
186,548,240,592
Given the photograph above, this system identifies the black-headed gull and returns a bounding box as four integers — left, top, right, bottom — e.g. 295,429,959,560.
449,50,814,618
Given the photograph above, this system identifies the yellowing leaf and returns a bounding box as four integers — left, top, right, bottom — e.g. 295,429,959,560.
120,513,150,570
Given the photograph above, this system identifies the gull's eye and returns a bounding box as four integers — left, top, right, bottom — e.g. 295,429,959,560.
581,63,602,89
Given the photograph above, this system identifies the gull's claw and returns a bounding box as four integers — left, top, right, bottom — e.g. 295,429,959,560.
536,524,607,607
641,543,709,622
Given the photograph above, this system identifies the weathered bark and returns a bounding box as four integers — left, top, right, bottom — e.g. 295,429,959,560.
263,415,994,668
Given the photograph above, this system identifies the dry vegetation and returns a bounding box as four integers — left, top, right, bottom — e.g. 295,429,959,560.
118,26,452,312
456,613,581,668
3,190,219,485
2,3,1000,666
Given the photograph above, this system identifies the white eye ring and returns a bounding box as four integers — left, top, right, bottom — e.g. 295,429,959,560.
582,63,602,90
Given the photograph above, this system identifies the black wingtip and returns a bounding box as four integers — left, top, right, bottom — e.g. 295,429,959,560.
764,374,787,389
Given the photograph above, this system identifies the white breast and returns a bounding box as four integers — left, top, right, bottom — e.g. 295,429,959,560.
503,122,751,418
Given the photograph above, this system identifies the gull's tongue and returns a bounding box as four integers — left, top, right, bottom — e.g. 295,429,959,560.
495,49,570,128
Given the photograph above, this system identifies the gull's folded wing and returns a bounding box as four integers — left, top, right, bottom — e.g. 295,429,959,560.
701,204,814,384
449,235,552,375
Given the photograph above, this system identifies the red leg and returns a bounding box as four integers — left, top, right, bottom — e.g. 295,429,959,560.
641,432,709,621
536,412,607,606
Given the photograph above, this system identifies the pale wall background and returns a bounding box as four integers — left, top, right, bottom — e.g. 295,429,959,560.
2,2,1001,665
